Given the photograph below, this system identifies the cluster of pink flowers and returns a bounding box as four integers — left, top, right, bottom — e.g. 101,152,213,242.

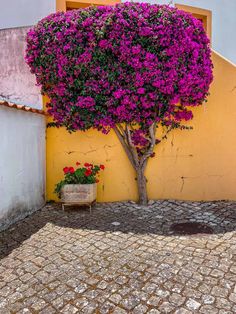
25,2,213,137
131,129,149,147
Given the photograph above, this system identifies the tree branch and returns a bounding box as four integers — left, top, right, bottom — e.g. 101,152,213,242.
114,126,136,169
140,122,156,168
125,124,139,166
158,124,173,143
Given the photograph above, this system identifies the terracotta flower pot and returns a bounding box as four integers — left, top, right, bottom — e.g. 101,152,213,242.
61,183,97,205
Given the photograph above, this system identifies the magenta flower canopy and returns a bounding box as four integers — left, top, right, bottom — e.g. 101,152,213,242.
25,2,213,133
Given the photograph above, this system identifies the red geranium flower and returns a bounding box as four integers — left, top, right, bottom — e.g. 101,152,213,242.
69,167,75,173
84,162,90,167
85,169,92,176
63,167,69,174
76,162,80,166
100,164,105,170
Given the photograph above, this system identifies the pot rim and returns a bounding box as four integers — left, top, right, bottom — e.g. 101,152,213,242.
63,183,97,186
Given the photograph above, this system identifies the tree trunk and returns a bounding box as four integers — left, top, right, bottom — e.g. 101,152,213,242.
114,124,156,205
136,166,148,205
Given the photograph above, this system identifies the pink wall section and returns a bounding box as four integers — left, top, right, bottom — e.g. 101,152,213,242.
0,27,42,109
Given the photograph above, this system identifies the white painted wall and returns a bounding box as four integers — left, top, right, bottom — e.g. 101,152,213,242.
126,0,236,64
0,0,55,29
0,106,45,230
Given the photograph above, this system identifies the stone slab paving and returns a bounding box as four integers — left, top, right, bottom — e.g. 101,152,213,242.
0,200,236,313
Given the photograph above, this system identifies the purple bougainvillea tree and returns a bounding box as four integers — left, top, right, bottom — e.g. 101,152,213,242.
25,2,213,205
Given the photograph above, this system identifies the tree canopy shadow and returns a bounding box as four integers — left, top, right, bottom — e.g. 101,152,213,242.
0,200,236,260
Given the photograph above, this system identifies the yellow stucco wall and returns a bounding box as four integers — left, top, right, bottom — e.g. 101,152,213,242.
45,51,236,202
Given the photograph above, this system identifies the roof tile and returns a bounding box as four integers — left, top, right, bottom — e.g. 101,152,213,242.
0,100,45,115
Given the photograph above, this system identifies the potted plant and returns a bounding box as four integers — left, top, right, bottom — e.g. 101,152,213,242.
55,162,105,211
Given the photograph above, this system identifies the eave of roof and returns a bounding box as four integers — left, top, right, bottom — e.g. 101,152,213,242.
0,100,45,115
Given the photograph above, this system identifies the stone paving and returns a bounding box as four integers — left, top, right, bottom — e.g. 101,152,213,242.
0,200,236,313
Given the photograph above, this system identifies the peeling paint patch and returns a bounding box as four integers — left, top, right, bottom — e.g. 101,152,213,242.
0,27,42,108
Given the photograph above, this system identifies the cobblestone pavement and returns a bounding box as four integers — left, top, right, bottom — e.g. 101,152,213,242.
0,200,236,314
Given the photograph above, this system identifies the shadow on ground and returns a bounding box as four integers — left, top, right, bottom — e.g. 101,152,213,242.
0,200,236,260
